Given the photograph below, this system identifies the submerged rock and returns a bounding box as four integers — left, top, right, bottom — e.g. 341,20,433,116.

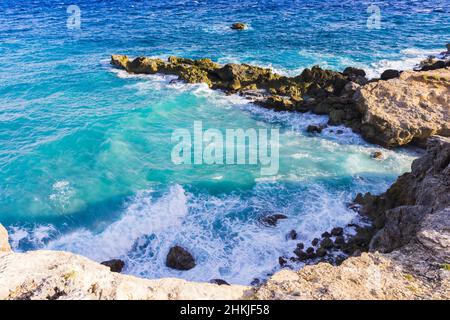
371,151,384,160
306,124,325,134
101,259,125,273
311,238,319,246
287,230,297,240
260,214,288,227
166,246,196,271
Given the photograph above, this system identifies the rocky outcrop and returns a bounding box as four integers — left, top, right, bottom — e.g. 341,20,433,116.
110,54,355,115
0,249,250,300
101,259,125,273
166,246,196,271
354,68,450,147
111,51,449,148
356,135,450,252
0,224,11,254
255,252,449,300
0,136,448,300
256,136,450,299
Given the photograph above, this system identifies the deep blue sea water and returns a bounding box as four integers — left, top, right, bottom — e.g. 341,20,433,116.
0,0,448,284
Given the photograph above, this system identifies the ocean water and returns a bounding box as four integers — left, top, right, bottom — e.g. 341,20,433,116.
0,0,447,284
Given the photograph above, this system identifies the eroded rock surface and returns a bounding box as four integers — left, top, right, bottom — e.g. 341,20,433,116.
355,69,450,147
0,250,250,300
0,224,11,254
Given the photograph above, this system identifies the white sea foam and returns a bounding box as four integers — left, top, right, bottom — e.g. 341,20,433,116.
43,185,188,262
365,47,443,79
9,181,369,285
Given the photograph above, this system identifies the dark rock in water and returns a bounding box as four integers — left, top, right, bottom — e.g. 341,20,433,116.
343,67,366,77
278,256,287,267
330,227,344,237
336,130,344,135
335,256,346,266
306,247,314,255
210,279,230,286
311,238,319,246
293,248,308,261
101,259,125,273
166,246,196,271
316,247,327,257
287,229,297,240
251,278,261,286
320,238,334,249
296,242,305,250
231,22,247,30
371,151,384,160
306,124,325,134
334,236,346,246
380,69,400,80
260,214,288,227
321,231,331,238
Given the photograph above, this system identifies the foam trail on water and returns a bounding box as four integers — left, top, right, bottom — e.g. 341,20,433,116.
43,185,188,261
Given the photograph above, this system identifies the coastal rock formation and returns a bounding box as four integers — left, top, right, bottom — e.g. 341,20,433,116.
0,134,449,301
110,54,353,114
0,224,11,254
356,135,450,252
256,136,450,299
166,246,196,271
111,53,449,148
0,249,249,300
380,69,401,80
354,68,450,147
101,259,125,273
255,252,449,299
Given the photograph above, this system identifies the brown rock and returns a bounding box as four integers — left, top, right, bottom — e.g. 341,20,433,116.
371,151,384,160
166,246,196,271
330,227,344,237
101,259,125,273
231,23,247,30
355,69,450,147
380,69,400,80
0,224,11,254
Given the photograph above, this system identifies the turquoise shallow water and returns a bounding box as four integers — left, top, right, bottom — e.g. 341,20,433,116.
0,0,447,284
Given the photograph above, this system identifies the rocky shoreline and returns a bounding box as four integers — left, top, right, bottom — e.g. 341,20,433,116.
111,44,449,147
1,135,448,299
0,46,448,299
